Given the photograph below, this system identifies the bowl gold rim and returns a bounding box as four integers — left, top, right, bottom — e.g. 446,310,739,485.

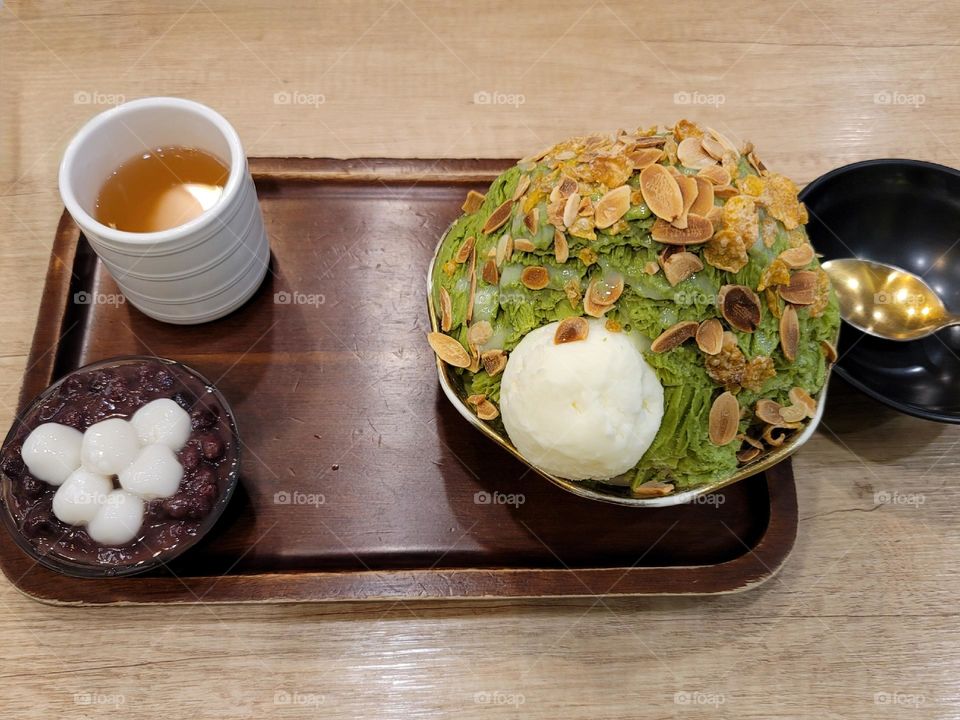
426,220,836,507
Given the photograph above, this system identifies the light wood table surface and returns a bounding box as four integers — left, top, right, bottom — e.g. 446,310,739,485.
2,1,959,718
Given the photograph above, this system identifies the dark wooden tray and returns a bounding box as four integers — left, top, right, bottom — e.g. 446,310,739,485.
1,158,798,604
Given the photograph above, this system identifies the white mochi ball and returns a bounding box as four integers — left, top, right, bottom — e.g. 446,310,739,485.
130,399,191,451
118,444,183,499
81,418,140,476
52,468,114,525
86,490,145,545
21,423,84,486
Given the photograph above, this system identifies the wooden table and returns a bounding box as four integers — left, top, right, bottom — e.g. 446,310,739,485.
1,1,958,717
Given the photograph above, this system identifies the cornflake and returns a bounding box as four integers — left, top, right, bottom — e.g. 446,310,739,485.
742,356,776,392
808,268,832,318
705,332,747,389
757,258,791,292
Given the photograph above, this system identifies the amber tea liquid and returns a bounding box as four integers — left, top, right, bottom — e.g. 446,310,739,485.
94,146,229,233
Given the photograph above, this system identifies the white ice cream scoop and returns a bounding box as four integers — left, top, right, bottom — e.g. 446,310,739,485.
130,398,191,450
81,418,140,476
119,443,183,499
500,319,664,481
21,423,84,485
86,489,145,545
52,468,114,525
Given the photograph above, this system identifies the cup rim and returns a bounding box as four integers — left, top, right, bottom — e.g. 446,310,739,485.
58,97,246,246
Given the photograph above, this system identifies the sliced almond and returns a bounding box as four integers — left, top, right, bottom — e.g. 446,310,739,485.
594,186,632,229
640,164,683,221
466,247,477,323
627,148,663,169
789,387,817,418
779,244,815,269
563,192,581,229
705,205,723,230
466,394,486,406
651,215,713,245
737,445,761,463
678,137,718,169
462,190,485,213
672,175,699,230
633,480,674,498
778,270,818,305
520,266,550,290
709,391,740,446
476,399,499,421
481,258,499,285
554,228,569,263
661,250,703,286
762,424,794,447
630,136,667,148
697,165,731,186
587,274,624,307
454,236,475,264
495,234,510,267
524,207,539,235
689,177,715,217
706,127,740,158
821,340,838,364
713,184,738,199
583,292,613,318
747,149,766,176
651,320,699,353
779,404,807,423
427,332,471,368
482,200,513,235
779,304,799,362
644,261,661,275
467,320,493,349
696,318,724,355
700,136,726,161
512,175,531,202
554,316,589,344
755,399,786,426
513,238,536,252
439,287,452,332
719,285,762,333
558,175,578,198
481,349,507,376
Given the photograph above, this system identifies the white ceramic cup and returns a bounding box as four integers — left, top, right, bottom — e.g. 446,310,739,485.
58,97,270,324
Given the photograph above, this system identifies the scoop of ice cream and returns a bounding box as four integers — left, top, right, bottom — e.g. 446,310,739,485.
119,443,183,499
131,399,191,450
52,468,113,525
86,490,145,545
81,418,140,476
21,423,84,485
499,319,664,481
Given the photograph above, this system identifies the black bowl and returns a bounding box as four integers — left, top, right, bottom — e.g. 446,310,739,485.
800,159,960,423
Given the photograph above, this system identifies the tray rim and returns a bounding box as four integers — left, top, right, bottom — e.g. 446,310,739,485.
0,157,798,604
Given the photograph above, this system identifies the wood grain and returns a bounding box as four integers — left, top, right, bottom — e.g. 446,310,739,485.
2,1,960,717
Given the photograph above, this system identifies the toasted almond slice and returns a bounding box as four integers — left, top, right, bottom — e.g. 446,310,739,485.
563,192,581,229
780,304,799,362
821,340,838,364
747,149,766,176
709,391,740,445
466,248,477,323
762,424,796,447
587,274,624,306
462,190,485,213
555,316,589,344
467,320,493,349
594,186,632,229
651,215,713,245
713,184,738,199
696,318,723,355
633,480,674,498
737,445,761,463
640,164,684,221
689,177,715,217
476,399,499,421
513,238,536,252
482,200,513,235
706,127,740,158
520,266,550,290
755,399,786,426
524,207,539,235
778,270,818,305
672,175,699,230
661,250,703,286
631,136,668,148
779,244,815,269
583,292,613,318
789,387,817,417
698,165,731,186
651,320,699,353
644,261,660,275
627,148,663,169
554,228,569,263
495,234,509,268
466,394,486,405
481,349,508,376
481,258,499,285
779,403,807,423
454,236,475,264
700,136,726,161
705,205,723,230
558,175,579,198
439,287,452,332
719,285,762,333
739,434,764,450
427,332,471,368
512,175,531,201
678,137,718,169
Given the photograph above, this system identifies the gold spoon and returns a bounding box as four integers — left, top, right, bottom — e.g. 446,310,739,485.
822,258,960,341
